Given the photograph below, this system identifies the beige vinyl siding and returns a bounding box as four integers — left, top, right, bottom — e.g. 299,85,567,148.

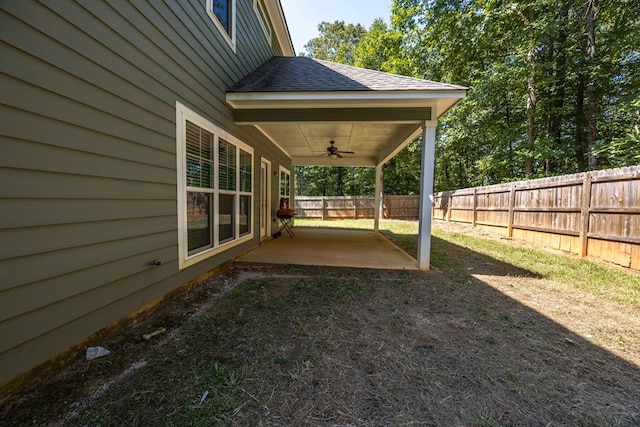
0,0,288,385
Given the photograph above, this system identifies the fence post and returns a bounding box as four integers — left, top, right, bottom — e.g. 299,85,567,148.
432,194,436,221
508,183,516,237
353,196,357,219
472,188,478,227
580,172,593,257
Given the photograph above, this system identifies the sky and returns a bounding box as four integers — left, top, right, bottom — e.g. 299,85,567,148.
280,0,392,55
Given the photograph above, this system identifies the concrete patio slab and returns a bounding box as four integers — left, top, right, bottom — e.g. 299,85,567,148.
235,227,419,270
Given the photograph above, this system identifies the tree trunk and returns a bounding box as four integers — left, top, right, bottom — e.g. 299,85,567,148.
575,73,588,171
547,6,569,173
322,168,328,196
524,47,537,175
505,100,515,178
515,6,537,175
586,0,598,171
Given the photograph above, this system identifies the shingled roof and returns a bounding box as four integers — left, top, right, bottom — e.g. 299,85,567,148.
228,56,466,93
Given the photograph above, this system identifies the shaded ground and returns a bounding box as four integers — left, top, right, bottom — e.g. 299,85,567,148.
1,222,639,426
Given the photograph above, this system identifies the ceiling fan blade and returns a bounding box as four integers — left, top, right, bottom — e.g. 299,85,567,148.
336,153,343,158
337,150,355,154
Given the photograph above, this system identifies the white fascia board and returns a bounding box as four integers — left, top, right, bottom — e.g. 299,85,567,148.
226,90,467,110
263,0,295,56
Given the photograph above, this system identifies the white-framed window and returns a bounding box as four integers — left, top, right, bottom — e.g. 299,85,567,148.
279,166,291,198
176,101,253,269
253,0,272,44
206,0,236,52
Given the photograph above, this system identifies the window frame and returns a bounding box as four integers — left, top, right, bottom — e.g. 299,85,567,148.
253,0,272,45
279,166,291,198
206,0,237,52
176,101,253,269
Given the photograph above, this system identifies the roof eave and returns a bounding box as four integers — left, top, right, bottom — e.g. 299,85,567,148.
226,89,467,110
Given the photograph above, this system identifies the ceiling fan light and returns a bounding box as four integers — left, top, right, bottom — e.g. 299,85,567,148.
328,153,337,159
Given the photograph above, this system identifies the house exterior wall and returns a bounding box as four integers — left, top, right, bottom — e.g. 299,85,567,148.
0,0,291,386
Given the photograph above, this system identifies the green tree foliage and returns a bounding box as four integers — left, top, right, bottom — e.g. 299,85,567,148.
296,0,640,195
383,139,424,194
354,19,415,76
391,0,640,189
303,21,367,64
295,166,375,196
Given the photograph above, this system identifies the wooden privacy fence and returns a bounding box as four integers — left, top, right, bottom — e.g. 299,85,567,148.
294,195,420,220
433,165,640,270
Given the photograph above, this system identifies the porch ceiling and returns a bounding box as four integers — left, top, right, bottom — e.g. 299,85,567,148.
227,57,467,167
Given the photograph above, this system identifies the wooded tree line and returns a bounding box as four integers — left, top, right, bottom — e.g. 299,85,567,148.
295,0,640,196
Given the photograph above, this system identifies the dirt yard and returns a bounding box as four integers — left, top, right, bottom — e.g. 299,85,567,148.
1,221,639,426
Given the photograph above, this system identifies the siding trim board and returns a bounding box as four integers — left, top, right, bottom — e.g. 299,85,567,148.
253,0,272,46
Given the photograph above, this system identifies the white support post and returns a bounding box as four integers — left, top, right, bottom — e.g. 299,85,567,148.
374,164,383,232
417,121,437,270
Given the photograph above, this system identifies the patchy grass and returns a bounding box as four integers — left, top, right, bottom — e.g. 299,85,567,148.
2,219,639,426
430,226,640,307
294,218,377,231
296,218,640,307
